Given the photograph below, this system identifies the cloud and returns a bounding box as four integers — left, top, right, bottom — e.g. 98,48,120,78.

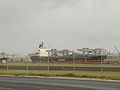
0,0,120,54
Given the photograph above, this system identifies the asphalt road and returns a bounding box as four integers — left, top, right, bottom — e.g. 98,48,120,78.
0,77,120,90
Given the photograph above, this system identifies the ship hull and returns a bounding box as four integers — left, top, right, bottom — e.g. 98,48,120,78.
29,55,107,62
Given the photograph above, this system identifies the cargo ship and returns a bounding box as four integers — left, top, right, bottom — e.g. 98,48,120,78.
28,42,51,62
28,43,107,62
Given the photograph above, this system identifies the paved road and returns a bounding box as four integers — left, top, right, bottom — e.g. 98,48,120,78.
0,77,120,90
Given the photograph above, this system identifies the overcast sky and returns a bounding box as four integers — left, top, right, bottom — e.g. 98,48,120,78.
0,0,120,55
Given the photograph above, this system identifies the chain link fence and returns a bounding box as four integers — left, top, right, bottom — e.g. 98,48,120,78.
0,56,120,77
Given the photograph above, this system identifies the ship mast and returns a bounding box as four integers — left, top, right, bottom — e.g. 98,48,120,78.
39,42,44,48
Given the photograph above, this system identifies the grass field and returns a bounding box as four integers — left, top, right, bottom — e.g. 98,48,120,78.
0,69,120,80
0,63,120,80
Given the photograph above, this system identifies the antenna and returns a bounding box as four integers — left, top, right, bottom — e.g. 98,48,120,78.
41,42,44,47
39,42,44,48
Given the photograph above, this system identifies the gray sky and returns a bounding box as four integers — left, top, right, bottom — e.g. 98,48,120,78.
0,0,120,55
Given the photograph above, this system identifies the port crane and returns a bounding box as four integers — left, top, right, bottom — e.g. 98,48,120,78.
114,46,120,56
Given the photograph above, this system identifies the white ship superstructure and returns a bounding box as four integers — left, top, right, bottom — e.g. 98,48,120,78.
29,42,51,57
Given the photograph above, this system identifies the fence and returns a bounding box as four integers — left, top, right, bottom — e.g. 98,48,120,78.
0,56,120,79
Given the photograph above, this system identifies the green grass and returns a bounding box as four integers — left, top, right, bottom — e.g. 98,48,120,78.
0,69,120,80
0,63,120,80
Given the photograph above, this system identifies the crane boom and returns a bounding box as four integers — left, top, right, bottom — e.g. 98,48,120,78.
114,46,120,56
